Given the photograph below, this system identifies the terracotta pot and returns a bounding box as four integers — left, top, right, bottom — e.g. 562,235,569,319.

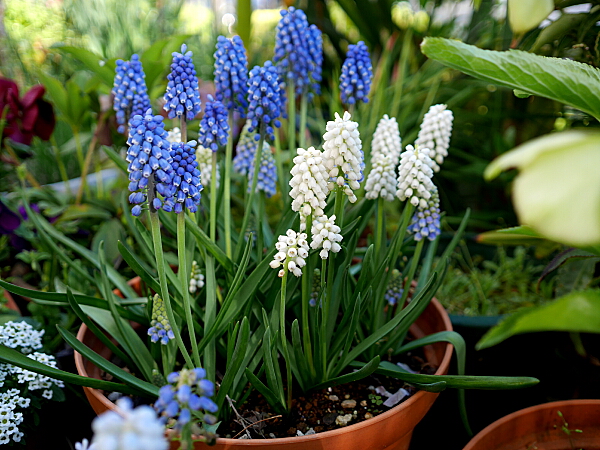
3,289,21,314
463,399,600,450
75,297,453,450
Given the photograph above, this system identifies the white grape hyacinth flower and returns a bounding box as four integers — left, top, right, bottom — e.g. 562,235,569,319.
269,229,310,277
310,214,343,259
371,114,402,161
167,127,182,143
322,111,364,202
196,145,220,189
365,153,398,201
396,145,435,208
289,146,331,230
415,104,453,172
91,397,168,450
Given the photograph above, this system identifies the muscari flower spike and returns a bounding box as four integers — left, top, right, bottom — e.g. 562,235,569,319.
196,144,220,188
92,397,168,450
372,114,402,161
248,141,278,198
396,144,435,208
148,294,174,345
198,95,230,151
415,104,454,172
339,41,373,105
163,141,203,214
269,229,310,277
385,269,404,306
233,120,257,175
112,54,152,134
164,44,202,121
407,185,441,241
247,61,283,142
322,111,364,203
214,35,249,114
273,7,311,97
126,109,174,216
167,127,181,143
310,214,343,260
189,260,205,294
154,368,218,432
306,24,323,97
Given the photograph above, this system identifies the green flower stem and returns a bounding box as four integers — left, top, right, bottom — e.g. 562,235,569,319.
205,255,217,383
235,125,264,260
148,209,193,369
374,197,385,258
280,268,292,410
396,237,425,313
274,130,287,199
224,109,234,258
177,213,201,368
50,136,70,191
210,151,218,241
287,81,296,156
76,131,98,205
179,117,188,143
256,191,265,259
323,252,334,379
301,214,315,377
74,128,85,172
333,187,345,228
299,93,308,149
391,28,413,116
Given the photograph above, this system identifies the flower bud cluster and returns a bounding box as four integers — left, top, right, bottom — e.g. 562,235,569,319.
214,35,249,114
407,185,441,241
396,145,435,208
365,154,398,201
112,54,151,134
310,214,343,259
126,110,174,216
274,7,311,96
385,269,404,306
163,44,201,121
163,141,203,214
198,96,230,152
270,230,309,277
289,146,330,229
247,61,283,142
339,41,372,105
92,397,168,450
196,145,219,189
371,115,402,161
415,104,453,172
309,268,322,307
248,142,278,198
322,111,364,203
154,368,218,431
392,2,430,32
233,120,257,176
189,260,205,294
148,294,175,345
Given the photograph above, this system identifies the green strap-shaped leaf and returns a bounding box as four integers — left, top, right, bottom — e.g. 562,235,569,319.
117,241,161,294
215,317,250,409
421,37,600,121
185,215,234,274
55,47,115,86
57,326,159,397
245,368,286,414
477,290,600,349
0,344,151,396
313,356,381,391
103,145,128,173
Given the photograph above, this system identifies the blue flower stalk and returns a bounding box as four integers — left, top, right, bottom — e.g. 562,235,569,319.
154,368,218,447
236,61,283,260
113,54,152,134
164,44,202,141
164,140,203,369
214,35,249,258
339,41,373,108
407,186,441,242
233,120,257,176
126,109,194,369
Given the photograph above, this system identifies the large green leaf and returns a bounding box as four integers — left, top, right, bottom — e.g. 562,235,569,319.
421,38,600,121
477,290,600,349
55,46,115,86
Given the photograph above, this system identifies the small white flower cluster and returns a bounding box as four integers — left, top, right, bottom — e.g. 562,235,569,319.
366,115,403,201
90,397,168,450
166,127,182,143
2,352,64,398
196,145,220,188
415,104,453,172
371,114,402,161
289,146,330,230
310,215,343,259
396,145,435,208
270,230,310,277
189,260,205,294
0,321,44,354
322,111,363,203
0,389,27,444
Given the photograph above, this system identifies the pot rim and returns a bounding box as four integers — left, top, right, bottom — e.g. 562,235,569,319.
463,399,600,450
74,298,453,445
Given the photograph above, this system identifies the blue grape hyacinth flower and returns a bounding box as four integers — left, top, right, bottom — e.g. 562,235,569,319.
198,95,230,152
273,7,311,97
306,24,323,98
154,368,218,431
164,44,202,121
385,269,404,306
112,54,152,134
147,294,175,345
214,35,249,115
162,141,203,214
248,141,277,198
407,186,441,241
125,109,174,216
339,41,373,105
247,61,283,142
233,120,257,176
